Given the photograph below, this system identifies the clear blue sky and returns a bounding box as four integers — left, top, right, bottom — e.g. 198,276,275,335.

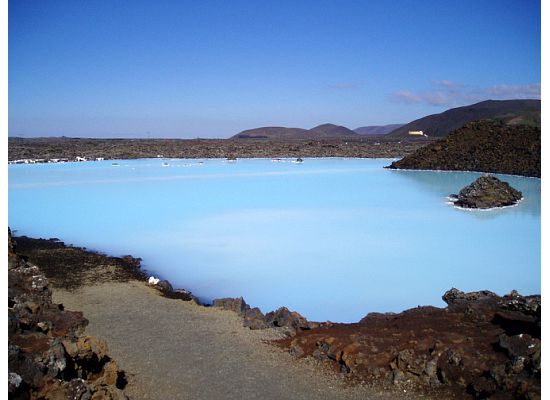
8,0,541,138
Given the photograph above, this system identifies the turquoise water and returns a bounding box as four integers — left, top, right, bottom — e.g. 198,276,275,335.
8,158,541,322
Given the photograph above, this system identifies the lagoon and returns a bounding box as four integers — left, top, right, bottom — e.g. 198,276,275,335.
8,158,541,322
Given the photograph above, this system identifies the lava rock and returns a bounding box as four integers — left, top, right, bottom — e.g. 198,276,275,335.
212,297,269,329
264,307,310,331
212,297,250,316
452,175,523,209
275,287,541,399
386,120,541,178
212,298,310,332
8,229,129,399
243,307,270,330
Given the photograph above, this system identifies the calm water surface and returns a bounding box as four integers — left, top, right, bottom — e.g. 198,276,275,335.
8,158,541,322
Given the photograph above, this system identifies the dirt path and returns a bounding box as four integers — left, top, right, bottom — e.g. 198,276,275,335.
53,281,420,400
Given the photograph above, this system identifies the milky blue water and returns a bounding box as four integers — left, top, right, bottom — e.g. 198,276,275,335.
8,158,541,322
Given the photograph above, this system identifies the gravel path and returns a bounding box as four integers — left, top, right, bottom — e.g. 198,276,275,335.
53,281,423,400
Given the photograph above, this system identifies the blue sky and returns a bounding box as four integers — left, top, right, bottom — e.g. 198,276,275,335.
8,0,541,138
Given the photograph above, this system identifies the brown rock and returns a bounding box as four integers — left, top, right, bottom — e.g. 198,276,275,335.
8,236,129,399
212,297,249,316
96,360,121,386
75,336,109,361
274,287,541,399
90,385,129,400
264,307,310,330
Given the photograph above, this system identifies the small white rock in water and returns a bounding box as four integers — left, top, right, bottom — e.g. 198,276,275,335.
148,276,160,285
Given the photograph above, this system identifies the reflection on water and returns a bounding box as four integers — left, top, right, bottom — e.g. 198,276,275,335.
8,158,541,322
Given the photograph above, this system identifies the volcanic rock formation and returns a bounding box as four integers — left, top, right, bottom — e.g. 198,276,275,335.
387,120,541,177
451,176,523,209
8,229,129,399
212,297,313,333
276,288,540,399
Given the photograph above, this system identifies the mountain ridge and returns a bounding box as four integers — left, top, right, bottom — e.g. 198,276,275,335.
354,124,404,135
230,123,359,140
386,99,540,138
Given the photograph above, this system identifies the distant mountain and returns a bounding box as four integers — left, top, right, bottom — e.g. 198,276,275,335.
354,124,404,135
231,127,310,140
386,120,540,177
309,123,359,137
230,123,360,140
386,99,540,138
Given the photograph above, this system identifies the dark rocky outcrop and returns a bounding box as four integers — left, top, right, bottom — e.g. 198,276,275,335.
8,229,129,399
264,307,311,331
212,297,270,329
212,297,312,333
386,120,541,177
451,176,523,209
276,288,540,399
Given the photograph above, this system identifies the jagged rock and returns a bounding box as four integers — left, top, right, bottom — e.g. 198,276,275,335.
212,297,268,329
73,336,109,361
498,334,539,359
501,290,541,316
243,307,269,329
452,175,523,209
36,378,94,400
212,297,249,316
264,307,310,331
275,287,541,399
442,288,499,305
212,298,310,332
289,344,304,358
8,229,129,399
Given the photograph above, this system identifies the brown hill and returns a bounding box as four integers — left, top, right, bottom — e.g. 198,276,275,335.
386,120,541,177
387,99,540,138
230,127,310,139
308,123,359,138
230,123,359,140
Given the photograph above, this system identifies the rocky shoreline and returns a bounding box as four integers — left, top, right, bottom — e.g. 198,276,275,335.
8,230,129,399
386,120,541,178
9,232,541,399
12,235,316,332
276,289,540,399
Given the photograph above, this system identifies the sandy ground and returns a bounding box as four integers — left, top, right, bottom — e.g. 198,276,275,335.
53,281,428,400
